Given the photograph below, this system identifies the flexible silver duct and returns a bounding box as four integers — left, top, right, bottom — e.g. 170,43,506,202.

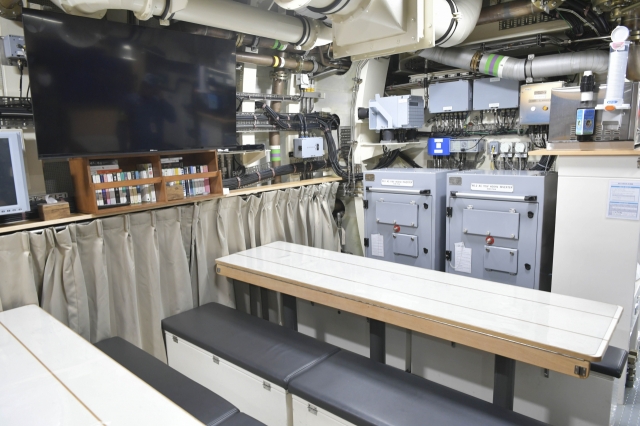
419,47,609,80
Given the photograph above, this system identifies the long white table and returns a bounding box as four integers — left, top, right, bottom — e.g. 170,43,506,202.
0,305,203,426
216,242,623,381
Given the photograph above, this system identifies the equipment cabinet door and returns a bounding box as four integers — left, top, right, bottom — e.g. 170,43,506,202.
447,197,540,288
364,192,434,270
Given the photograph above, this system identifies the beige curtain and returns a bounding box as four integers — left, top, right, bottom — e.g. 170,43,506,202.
40,225,91,340
0,183,340,361
0,232,39,312
75,220,111,343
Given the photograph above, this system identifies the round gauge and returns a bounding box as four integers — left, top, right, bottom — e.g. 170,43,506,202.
514,142,526,153
500,142,512,154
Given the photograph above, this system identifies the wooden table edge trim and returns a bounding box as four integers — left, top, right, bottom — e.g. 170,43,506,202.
216,263,592,378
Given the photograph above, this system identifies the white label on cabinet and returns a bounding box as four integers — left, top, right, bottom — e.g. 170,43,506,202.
471,183,514,193
381,179,413,187
371,234,384,257
454,242,472,274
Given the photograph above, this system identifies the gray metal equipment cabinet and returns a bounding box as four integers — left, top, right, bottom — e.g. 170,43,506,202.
364,169,451,271
445,171,558,290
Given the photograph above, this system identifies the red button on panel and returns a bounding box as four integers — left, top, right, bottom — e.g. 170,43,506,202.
485,236,495,245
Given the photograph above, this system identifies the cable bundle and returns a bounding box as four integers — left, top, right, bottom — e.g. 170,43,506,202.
223,160,329,190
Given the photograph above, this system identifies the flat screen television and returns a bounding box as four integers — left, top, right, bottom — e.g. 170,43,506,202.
23,10,236,158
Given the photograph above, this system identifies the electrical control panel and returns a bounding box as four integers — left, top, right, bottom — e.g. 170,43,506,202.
428,80,472,113
449,138,485,153
293,137,324,158
472,78,520,110
445,170,558,290
368,94,424,130
2,35,25,63
427,138,450,155
519,81,564,125
364,169,452,271
548,82,639,145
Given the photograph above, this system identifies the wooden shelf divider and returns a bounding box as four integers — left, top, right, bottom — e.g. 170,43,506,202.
69,151,223,214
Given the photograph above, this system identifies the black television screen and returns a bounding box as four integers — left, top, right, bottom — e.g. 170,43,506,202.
23,10,236,158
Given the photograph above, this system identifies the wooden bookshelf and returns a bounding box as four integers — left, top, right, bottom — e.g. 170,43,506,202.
69,151,223,214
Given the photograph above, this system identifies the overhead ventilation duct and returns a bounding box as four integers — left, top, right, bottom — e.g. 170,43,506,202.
274,0,482,59
419,47,609,80
49,0,332,49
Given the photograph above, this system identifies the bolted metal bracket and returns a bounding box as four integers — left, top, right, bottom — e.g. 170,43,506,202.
574,366,588,377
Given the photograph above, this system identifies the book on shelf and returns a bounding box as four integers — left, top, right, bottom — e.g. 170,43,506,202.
161,161,211,199
91,161,157,208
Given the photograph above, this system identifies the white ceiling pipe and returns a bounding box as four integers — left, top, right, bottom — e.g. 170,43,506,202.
274,0,364,16
51,0,332,49
49,0,167,19
420,47,609,79
433,0,482,47
174,0,329,48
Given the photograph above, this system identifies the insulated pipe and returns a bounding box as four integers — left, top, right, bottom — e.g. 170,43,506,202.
419,47,609,80
51,0,332,49
49,0,167,20
274,0,364,17
173,0,332,49
433,0,483,47
236,52,319,73
173,22,300,53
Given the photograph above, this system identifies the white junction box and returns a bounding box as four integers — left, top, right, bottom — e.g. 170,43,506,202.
294,137,324,159
165,331,292,426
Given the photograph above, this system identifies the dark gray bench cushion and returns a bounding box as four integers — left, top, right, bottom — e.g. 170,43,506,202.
95,337,240,426
591,346,628,378
289,350,547,426
162,302,340,389
218,413,267,426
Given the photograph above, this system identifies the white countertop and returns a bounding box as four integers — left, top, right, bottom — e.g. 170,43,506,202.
216,241,623,378
0,305,203,426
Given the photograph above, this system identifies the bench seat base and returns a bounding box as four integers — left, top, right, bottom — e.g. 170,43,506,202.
292,395,355,426
166,331,292,426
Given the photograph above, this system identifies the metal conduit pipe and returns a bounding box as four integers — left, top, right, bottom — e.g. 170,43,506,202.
476,0,538,26
419,47,609,80
269,70,288,184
